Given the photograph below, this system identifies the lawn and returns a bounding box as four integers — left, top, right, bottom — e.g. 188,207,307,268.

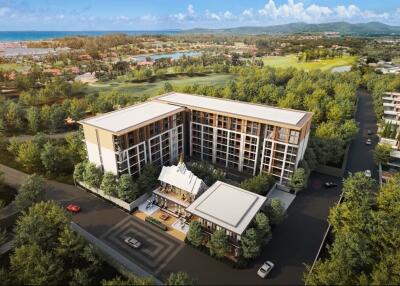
0,63,29,72
261,54,357,71
83,73,235,97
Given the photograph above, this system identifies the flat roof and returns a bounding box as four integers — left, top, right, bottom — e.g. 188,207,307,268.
80,101,184,134
157,92,309,127
186,181,266,235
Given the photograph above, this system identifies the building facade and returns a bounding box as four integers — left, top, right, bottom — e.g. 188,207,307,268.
81,92,312,185
81,101,185,178
382,92,400,124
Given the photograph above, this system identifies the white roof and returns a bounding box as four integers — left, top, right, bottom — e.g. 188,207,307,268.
158,92,307,126
80,101,183,134
158,162,207,196
186,181,266,235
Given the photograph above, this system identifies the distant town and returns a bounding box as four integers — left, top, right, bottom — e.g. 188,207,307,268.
1,11,400,286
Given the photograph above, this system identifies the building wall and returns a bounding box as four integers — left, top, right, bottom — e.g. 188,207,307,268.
82,101,311,185
188,109,311,184
83,125,118,174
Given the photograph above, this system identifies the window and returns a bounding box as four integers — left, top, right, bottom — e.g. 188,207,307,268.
289,130,300,144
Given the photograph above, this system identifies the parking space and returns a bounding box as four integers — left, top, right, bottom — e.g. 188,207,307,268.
100,216,184,275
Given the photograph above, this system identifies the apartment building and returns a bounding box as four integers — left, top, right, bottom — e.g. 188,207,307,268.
157,93,312,185
382,92,400,124
81,92,312,185
80,101,185,178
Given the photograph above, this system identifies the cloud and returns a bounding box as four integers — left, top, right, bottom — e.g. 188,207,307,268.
205,10,221,21
223,11,235,20
140,14,158,22
170,4,196,22
242,9,253,18
187,4,195,15
0,7,11,16
258,0,391,23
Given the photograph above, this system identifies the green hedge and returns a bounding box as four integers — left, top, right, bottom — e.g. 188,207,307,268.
145,216,168,231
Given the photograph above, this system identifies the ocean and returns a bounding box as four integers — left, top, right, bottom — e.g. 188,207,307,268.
0,30,181,42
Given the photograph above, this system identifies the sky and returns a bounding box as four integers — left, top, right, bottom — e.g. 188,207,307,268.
0,0,400,31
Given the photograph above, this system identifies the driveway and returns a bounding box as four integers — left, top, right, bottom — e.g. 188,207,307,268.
346,89,378,179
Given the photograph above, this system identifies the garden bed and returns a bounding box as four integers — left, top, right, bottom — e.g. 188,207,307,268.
77,182,150,212
145,216,168,231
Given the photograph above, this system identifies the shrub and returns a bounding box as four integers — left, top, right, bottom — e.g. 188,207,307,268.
83,162,103,188
240,174,274,195
73,162,86,182
117,174,138,202
145,216,167,231
101,172,117,197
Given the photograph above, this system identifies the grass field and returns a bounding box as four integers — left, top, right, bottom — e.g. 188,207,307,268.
261,54,357,71
0,63,29,72
83,73,235,96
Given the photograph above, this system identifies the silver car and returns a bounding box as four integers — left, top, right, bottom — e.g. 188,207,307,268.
257,261,274,279
124,237,141,249
364,170,371,177
365,139,372,145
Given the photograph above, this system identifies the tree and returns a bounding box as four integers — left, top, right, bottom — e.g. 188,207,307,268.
40,142,69,174
241,228,261,259
289,168,307,193
65,131,87,164
83,162,103,188
0,228,6,245
101,276,154,286
187,221,203,247
16,141,43,173
207,229,230,258
166,272,195,286
68,268,93,286
373,143,392,165
14,201,69,249
240,174,274,195
265,199,286,226
26,106,41,133
14,174,46,211
101,172,117,197
73,162,86,182
56,225,85,263
117,174,138,202
188,161,225,186
254,212,272,240
10,244,64,285
137,164,159,193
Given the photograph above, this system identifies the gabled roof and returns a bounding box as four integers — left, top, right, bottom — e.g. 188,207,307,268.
158,162,207,196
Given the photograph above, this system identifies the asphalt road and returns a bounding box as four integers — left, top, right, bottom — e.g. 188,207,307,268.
0,90,377,285
345,89,378,179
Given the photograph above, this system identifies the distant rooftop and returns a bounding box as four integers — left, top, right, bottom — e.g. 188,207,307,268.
186,181,266,235
157,92,310,127
80,101,184,134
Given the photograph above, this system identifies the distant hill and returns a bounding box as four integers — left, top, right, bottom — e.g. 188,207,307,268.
184,21,400,36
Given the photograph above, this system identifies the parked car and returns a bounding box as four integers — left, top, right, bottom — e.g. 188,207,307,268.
364,170,372,177
367,130,372,135
257,261,274,279
66,204,81,213
124,237,141,249
324,182,338,188
365,138,372,145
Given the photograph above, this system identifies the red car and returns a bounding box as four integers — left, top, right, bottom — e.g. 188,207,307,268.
66,204,81,213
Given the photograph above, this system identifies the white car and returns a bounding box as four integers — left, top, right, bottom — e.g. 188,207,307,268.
365,139,371,145
124,237,141,249
364,170,372,177
257,261,274,279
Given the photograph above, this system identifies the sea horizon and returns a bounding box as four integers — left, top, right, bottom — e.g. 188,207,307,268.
0,30,182,42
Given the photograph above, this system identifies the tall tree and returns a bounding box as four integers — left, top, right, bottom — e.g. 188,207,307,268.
166,272,195,286
14,174,45,211
240,228,261,259
187,221,203,247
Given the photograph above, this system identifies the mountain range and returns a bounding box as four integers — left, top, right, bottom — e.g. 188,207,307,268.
184,21,400,36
